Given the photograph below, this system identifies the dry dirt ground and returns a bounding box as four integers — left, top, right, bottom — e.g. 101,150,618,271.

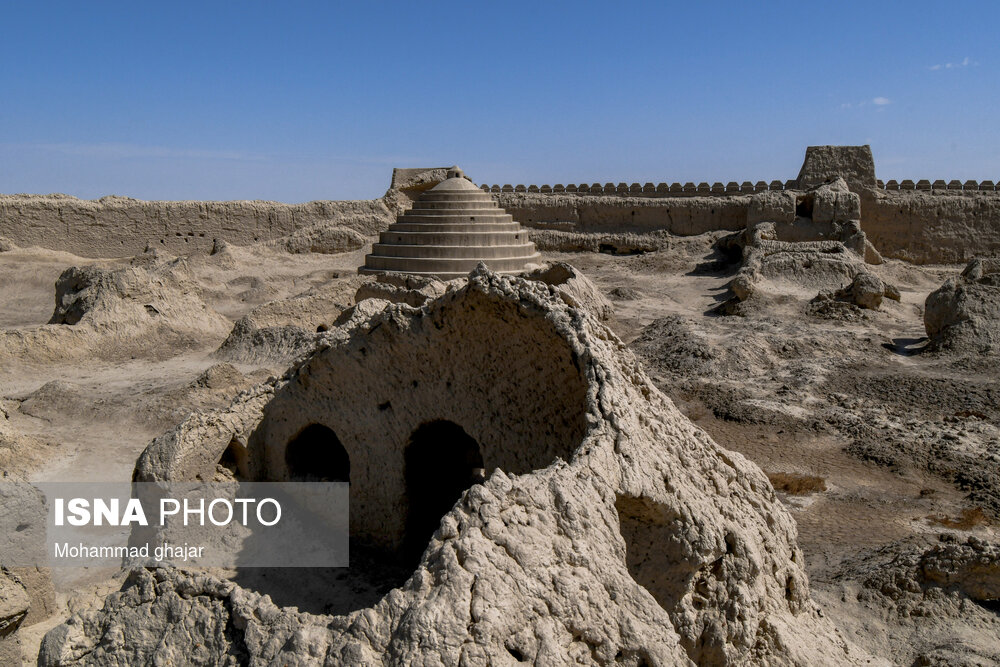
1,234,997,665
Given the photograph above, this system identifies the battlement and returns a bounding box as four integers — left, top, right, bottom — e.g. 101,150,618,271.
480,178,1000,197
876,179,998,192
480,181,795,196
474,146,995,198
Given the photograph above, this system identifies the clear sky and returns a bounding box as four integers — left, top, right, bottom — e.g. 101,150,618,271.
1,1,996,202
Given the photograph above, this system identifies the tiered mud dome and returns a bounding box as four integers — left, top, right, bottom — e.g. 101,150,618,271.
361,168,539,278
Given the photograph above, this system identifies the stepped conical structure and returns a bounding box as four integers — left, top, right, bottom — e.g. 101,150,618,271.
361,167,539,278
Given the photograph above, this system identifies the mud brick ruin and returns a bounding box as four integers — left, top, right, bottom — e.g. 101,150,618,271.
3,145,999,666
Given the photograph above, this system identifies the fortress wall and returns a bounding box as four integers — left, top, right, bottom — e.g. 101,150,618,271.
0,195,393,258
497,189,1000,264
487,180,999,196
485,180,790,196
496,193,751,235
3,150,999,265
4,189,994,265
877,179,998,191
862,190,1000,264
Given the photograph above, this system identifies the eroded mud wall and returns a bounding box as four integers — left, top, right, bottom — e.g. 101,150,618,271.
497,193,752,235
0,195,392,257
4,142,999,264
862,190,1000,264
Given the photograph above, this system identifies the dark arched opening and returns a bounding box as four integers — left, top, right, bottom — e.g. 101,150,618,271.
285,424,350,482
403,420,484,561
218,437,247,480
795,193,814,219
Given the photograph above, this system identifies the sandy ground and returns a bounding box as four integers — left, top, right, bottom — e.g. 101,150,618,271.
1,236,997,664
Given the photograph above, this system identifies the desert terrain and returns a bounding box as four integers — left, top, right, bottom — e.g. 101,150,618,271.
0,151,998,665
1,221,997,664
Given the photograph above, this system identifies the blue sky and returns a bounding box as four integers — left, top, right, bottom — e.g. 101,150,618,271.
0,1,996,202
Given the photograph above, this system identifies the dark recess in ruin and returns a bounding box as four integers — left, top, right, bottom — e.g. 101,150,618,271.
403,420,485,561
285,424,351,483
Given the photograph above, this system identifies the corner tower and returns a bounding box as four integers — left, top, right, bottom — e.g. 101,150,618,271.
361,167,539,279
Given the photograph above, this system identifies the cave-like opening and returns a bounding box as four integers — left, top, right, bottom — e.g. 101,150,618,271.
285,424,350,483
402,420,484,562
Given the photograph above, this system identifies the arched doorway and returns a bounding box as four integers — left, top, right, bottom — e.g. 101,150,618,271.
218,437,247,480
285,424,350,482
403,420,484,561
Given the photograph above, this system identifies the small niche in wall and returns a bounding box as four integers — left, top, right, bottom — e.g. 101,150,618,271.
795,194,814,219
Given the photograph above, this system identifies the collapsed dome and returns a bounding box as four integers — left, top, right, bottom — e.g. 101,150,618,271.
361,167,540,278
121,266,860,665
246,277,591,552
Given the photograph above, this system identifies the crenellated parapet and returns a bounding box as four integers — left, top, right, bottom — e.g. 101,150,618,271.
878,179,998,192
480,179,796,197
483,176,999,196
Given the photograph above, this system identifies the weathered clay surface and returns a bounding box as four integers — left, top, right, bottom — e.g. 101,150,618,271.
838,273,888,310
47,266,876,665
0,485,56,665
382,166,454,214
747,179,867,253
809,273,901,317
0,194,392,258
388,167,452,192
625,264,999,666
216,278,365,363
0,569,30,666
266,223,371,255
354,272,449,307
726,234,868,307
523,262,614,320
0,257,230,363
500,193,751,235
814,536,1000,666
925,258,1000,352
723,180,881,309
529,229,666,255
0,400,60,477
862,189,1000,265
852,536,1000,613
216,321,319,365
0,569,30,638
795,145,877,192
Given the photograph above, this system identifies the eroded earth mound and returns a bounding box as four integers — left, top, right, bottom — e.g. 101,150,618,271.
1,257,229,363
41,266,875,666
723,178,886,314
814,535,1000,665
925,258,1000,353
215,277,364,364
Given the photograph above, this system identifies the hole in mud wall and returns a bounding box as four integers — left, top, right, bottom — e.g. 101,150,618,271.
218,437,248,480
978,599,1000,614
616,494,694,614
795,194,814,219
285,424,350,482
402,420,484,562
616,493,729,664
507,645,526,661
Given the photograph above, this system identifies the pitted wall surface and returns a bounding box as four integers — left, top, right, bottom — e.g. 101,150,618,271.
250,286,591,549
0,195,392,257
